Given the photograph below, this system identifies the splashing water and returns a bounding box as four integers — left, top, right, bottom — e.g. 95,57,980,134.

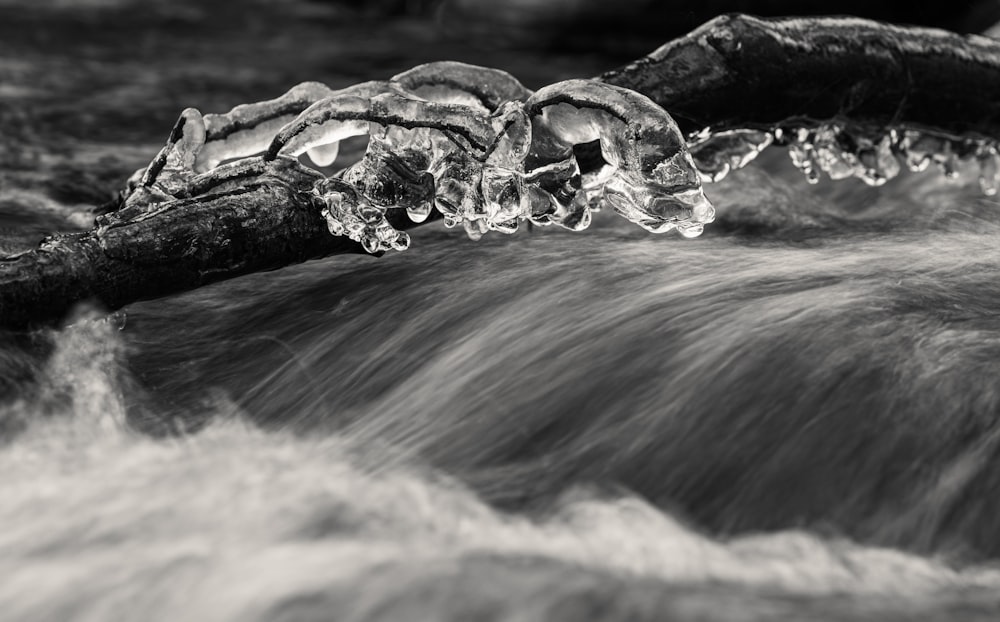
6,148,1000,619
4,313,1000,622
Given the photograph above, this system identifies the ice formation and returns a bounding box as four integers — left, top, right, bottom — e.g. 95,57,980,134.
116,61,1000,256
690,120,1000,196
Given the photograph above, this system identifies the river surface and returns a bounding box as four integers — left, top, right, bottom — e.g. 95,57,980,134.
2,2,1000,620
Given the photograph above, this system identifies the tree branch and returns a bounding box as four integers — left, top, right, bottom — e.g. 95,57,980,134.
601,14,1000,137
0,183,424,329
4,14,1000,329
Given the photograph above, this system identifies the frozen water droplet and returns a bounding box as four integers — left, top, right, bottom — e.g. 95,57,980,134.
313,179,409,253
855,133,900,186
602,172,714,235
811,124,858,180
977,145,1000,196
462,218,488,240
341,140,435,211
676,221,705,238
938,151,960,179
487,101,531,167
692,197,716,224
406,201,433,223
358,205,383,224
306,141,340,167
391,231,410,251
481,166,528,225
525,185,556,226
434,175,474,219
689,129,774,182
491,218,520,235
565,202,592,231
788,140,820,184
523,157,587,230
897,130,960,177
361,234,380,254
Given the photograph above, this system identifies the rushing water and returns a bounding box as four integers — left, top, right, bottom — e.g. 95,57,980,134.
3,2,1000,620
3,149,1000,620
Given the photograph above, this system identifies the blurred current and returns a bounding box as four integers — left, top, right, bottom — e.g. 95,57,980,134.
2,1,1000,620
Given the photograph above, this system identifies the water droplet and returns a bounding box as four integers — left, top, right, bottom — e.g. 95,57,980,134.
481,166,528,226
462,218,488,240
977,145,1000,196
391,231,410,251
602,172,714,235
677,221,705,238
405,201,433,223
811,124,857,180
314,180,408,253
788,141,820,184
855,133,900,186
689,129,774,182
938,151,960,179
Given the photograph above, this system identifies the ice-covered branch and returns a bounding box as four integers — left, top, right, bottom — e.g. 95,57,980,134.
603,14,1000,189
4,14,1000,329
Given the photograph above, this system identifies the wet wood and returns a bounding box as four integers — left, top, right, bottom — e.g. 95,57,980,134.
602,14,1000,137
0,183,426,329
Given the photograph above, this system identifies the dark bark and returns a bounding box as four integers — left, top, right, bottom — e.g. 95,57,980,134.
601,14,1000,137
4,14,1000,329
0,182,422,329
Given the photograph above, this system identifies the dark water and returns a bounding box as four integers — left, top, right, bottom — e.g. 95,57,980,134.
2,2,1000,620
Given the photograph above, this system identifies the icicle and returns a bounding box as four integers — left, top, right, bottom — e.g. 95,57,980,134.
977,143,1000,196
689,129,774,182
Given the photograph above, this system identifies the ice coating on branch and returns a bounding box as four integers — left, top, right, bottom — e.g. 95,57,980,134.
525,80,714,235
328,97,529,239
313,178,409,253
195,81,337,172
113,58,1000,260
689,129,773,182
114,69,733,256
266,92,498,163
387,62,532,234
120,107,207,210
977,145,1000,196
783,124,902,186
475,101,532,234
341,127,436,221
785,128,821,184
774,123,1000,189
523,159,590,230
391,61,532,112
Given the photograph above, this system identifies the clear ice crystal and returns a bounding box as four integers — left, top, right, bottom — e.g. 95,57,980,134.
481,165,528,227
811,126,858,181
786,125,901,186
776,123,1000,195
523,158,591,230
977,144,1000,196
893,129,966,179
688,129,774,182
787,128,821,184
853,132,900,186
122,75,733,252
897,130,945,172
313,179,409,253
523,79,713,236
341,135,435,215
603,174,713,234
